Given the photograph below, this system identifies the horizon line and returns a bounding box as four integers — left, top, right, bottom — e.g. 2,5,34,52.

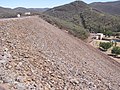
0,0,119,9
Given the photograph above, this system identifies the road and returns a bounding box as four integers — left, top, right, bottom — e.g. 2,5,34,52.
0,16,38,21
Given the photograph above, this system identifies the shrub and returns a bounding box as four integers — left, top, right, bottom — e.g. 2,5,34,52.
40,14,89,40
0,12,17,18
99,42,113,51
104,30,113,37
111,46,120,56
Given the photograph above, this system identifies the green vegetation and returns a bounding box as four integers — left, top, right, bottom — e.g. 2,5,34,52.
115,32,120,39
111,46,120,56
99,42,113,51
0,13,17,18
40,14,89,40
45,1,120,37
80,10,120,33
90,1,120,15
104,31,113,37
114,42,117,47
0,1,120,40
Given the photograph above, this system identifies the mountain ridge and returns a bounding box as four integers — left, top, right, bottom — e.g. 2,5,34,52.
0,6,48,18
44,1,120,34
90,1,120,15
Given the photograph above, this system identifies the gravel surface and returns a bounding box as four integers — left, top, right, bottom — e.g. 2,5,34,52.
0,16,120,90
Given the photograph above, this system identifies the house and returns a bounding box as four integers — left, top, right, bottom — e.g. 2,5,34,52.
91,33,104,40
96,33,104,40
25,12,31,15
17,14,21,18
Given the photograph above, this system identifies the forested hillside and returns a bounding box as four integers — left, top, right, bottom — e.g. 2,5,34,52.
45,1,120,35
90,1,120,15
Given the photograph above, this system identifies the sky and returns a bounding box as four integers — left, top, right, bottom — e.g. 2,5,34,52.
0,0,118,8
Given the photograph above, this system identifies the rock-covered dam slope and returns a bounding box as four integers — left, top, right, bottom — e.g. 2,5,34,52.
0,16,120,90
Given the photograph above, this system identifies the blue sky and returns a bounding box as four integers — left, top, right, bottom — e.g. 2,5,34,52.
0,0,118,8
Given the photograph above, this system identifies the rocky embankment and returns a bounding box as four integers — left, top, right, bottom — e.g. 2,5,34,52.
0,16,120,90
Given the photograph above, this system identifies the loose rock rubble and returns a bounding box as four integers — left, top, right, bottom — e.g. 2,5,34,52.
0,16,120,90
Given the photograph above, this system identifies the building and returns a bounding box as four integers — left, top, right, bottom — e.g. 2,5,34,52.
17,14,21,18
96,33,104,40
25,12,31,16
91,33,104,40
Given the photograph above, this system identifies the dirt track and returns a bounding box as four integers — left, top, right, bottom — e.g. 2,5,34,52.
0,16,120,90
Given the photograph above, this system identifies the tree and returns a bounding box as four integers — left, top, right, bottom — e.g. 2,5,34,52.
116,33,120,39
111,46,120,56
104,30,113,37
99,42,113,51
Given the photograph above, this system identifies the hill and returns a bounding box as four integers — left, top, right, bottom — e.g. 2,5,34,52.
0,7,16,18
14,7,32,13
14,7,49,13
0,6,47,18
29,8,49,12
45,1,120,34
0,16,120,90
90,1,120,15
45,1,89,26
39,14,89,40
